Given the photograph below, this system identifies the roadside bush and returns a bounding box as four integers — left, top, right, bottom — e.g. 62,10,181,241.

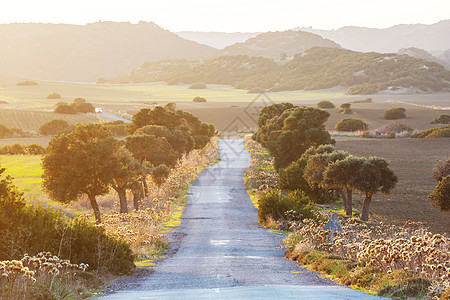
193,96,207,103
335,118,368,131
188,82,207,89
340,103,351,109
54,104,77,114
429,176,450,211
0,166,135,275
317,101,335,109
151,164,171,186
258,189,316,226
411,125,450,138
431,113,450,124
278,158,336,204
39,119,72,136
46,92,61,99
0,100,8,104
384,107,406,120
17,81,37,86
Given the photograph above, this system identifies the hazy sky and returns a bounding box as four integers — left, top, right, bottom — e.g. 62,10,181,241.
1,0,449,32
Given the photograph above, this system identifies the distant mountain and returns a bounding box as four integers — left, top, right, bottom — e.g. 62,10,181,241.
297,20,450,53
176,31,258,49
110,47,450,95
398,47,449,69
218,30,341,59
0,22,215,82
436,49,450,69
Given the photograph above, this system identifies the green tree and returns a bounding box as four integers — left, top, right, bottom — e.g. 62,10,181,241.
42,124,120,223
54,104,77,114
304,150,351,215
0,124,12,138
429,175,449,211
110,147,143,213
39,119,72,136
324,156,397,221
253,103,332,170
151,164,171,186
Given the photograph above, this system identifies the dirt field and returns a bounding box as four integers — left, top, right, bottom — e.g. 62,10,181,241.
335,138,450,233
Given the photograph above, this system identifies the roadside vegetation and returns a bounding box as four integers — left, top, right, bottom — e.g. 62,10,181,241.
1,104,217,298
245,101,449,298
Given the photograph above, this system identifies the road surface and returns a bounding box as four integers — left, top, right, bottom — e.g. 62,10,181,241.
101,140,382,299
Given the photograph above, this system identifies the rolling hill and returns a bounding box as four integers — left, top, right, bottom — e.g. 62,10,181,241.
109,47,450,95
0,22,215,82
217,30,341,59
176,31,259,49
298,20,450,54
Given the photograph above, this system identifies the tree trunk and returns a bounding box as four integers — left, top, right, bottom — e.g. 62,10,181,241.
142,174,149,197
112,186,128,213
133,192,142,211
361,192,372,221
88,193,101,224
339,188,348,214
346,189,353,217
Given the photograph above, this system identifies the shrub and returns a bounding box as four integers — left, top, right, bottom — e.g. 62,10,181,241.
188,82,207,89
429,175,449,210
193,96,207,103
431,113,450,124
257,190,316,226
0,167,135,275
411,125,450,138
54,104,77,114
340,103,351,109
104,121,127,136
433,159,450,182
316,101,335,109
25,144,46,155
39,119,72,136
0,100,8,104
151,164,171,186
17,81,37,86
384,107,406,120
338,108,353,114
278,157,336,204
46,93,61,99
335,118,368,131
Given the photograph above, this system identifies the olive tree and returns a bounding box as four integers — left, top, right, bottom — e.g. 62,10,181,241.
253,103,333,170
42,124,120,223
324,157,397,221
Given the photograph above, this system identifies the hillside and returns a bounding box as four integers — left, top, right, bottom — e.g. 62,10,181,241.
218,30,340,59
0,22,215,82
110,47,450,95
298,20,450,53
176,31,259,49
398,47,450,69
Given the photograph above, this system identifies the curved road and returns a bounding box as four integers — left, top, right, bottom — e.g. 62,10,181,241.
102,140,382,299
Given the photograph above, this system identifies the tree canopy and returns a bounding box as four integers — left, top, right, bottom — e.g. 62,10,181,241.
253,102,333,170
42,124,120,223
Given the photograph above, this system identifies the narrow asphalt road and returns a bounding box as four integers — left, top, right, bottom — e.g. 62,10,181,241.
101,140,382,299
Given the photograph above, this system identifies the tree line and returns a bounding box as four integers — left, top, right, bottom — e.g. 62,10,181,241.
42,104,215,223
253,102,398,221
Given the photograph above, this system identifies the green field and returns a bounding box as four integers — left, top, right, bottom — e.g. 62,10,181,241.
0,155,50,204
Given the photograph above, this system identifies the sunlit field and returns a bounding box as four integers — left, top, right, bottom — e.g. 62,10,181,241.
0,155,46,201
